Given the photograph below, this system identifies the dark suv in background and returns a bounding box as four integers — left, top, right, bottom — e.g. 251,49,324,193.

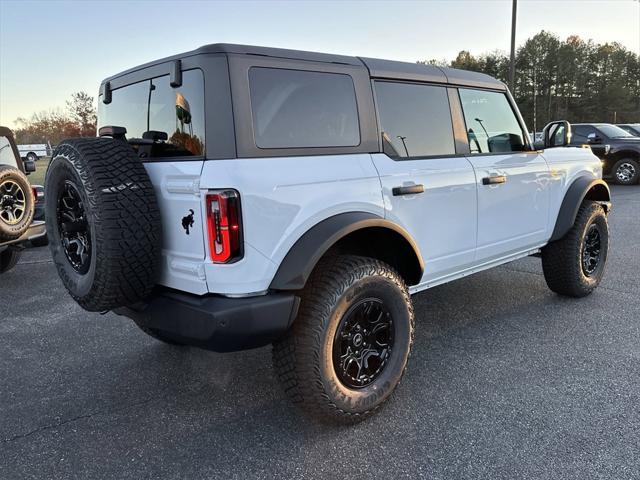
570,123,640,185
617,124,640,137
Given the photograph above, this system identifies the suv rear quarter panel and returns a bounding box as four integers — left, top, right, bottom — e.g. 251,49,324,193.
199,155,384,295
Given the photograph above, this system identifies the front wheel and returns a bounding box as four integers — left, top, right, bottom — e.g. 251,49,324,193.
273,255,414,423
542,201,609,297
611,158,639,185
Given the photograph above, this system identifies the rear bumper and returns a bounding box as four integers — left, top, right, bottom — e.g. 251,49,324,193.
113,289,300,352
0,220,46,251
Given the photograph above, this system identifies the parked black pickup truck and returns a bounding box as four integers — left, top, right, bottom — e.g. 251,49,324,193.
570,123,640,185
0,126,46,274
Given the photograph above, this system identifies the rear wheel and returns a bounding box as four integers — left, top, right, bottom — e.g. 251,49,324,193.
273,255,414,423
611,158,639,185
542,201,609,297
0,249,21,274
26,152,38,163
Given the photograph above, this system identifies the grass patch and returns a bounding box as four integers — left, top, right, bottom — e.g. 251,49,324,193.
28,157,50,186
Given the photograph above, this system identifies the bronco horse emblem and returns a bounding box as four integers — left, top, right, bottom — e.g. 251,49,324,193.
181,209,194,235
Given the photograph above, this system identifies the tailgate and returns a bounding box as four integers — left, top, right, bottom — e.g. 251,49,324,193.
144,161,208,295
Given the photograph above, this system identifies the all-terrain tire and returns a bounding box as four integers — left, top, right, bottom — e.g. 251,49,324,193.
0,249,22,274
272,255,414,423
542,201,609,297
45,138,162,312
0,165,35,242
611,158,640,185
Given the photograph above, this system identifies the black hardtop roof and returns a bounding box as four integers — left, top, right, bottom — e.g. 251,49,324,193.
0,126,16,138
101,43,505,91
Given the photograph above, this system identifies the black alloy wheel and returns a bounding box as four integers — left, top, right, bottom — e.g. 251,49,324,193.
581,223,601,277
333,298,394,389
56,180,91,274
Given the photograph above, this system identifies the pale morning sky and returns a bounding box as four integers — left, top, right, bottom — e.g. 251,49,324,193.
1,0,639,127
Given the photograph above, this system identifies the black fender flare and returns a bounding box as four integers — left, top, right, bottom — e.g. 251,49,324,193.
550,177,611,242
269,212,424,291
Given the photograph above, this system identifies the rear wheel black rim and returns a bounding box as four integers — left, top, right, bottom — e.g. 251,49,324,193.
581,223,601,277
57,180,91,274
333,298,394,389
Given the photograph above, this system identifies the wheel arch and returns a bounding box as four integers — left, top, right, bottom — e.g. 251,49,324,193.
269,212,424,291
611,149,639,162
550,176,611,242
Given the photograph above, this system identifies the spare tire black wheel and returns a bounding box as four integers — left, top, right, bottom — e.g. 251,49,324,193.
0,165,35,243
45,138,162,312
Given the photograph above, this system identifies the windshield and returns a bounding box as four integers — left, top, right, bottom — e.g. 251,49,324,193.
0,136,19,168
597,124,635,138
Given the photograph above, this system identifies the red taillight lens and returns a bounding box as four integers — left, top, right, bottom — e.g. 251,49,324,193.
206,190,242,263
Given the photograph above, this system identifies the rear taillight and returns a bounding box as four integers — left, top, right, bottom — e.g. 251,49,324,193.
206,190,242,263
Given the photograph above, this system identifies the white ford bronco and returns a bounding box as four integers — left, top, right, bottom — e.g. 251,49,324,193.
45,44,611,422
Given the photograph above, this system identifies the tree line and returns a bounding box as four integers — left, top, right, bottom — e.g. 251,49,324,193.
13,92,97,145
11,30,639,144
424,31,640,132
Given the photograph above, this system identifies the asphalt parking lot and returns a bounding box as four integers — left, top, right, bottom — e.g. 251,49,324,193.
1,185,639,480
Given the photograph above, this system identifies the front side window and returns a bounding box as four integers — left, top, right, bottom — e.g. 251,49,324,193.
459,89,526,154
98,69,205,157
249,67,360,149
375,81,455,158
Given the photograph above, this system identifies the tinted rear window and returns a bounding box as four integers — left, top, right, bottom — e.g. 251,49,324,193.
98,69,205,157
248,67,360,149
374,81,455,158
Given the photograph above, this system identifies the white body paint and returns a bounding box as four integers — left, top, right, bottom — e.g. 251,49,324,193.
144,146,601,297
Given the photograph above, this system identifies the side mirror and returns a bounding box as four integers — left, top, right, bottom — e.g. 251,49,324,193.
23,159,36,174
587,132,602,144
540,120,572,149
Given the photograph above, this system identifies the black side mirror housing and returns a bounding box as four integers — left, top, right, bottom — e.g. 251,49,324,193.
541,120,572,149
23,159,36,174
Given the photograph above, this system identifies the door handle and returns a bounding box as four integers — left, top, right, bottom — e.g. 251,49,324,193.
392,184,425,196
482,175,507,186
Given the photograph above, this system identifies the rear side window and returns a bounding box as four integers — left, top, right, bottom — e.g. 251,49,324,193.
572,125,596,144
0,136,19,168
98,69,205,157
374,81,455,158
248,67,360,149
458,89,526,154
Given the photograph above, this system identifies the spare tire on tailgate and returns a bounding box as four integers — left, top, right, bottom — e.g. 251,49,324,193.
45,138,161,312
0,165,35,242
